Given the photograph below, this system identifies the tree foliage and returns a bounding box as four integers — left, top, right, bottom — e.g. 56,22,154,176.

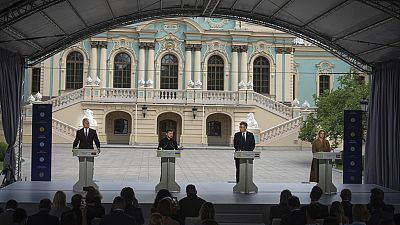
298,73,369,149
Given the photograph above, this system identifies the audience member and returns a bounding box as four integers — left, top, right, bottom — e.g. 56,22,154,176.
157,198,179,225
178,184,206,218
201,220,219,225
85,188,105,225
301,186,329,219
368,188,395,214
367,190,394,225
27,198,59,225
0,199,18,225
352,204,370,225
340,189,353,223
152,189,173,213
305,203,320,225
50,191,71,219
13,208,28,225
281,196,306,225
99,196,136,225
329,201,349,225
120,187,144,225
195,202,216,225
149,213,163,225
270,189,292,222
60,194,85,225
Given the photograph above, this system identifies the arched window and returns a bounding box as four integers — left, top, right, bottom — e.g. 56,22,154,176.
207,55,224,90
66,52,84,90
319,75,330,95
160,54,178,89
253,57,270,95
114,53,131,88
114,119,128,134
207,121,221,136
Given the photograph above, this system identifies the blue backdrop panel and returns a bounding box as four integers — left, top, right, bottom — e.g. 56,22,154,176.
343,110,363,184
31,104,52,181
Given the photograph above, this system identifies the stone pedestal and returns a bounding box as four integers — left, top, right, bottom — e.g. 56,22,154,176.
247,128,260,144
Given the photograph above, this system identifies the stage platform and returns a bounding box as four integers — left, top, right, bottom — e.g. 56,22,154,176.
1,181,399,225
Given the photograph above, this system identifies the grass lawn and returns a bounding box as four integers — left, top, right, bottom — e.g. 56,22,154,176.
334,163,343,171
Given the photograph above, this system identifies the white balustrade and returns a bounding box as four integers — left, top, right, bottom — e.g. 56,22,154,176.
99,88,137,101
42,88,85,112
52,118,77,141
260,116,303,143
253,92,292,119
154,89,186,103
202,91,238,104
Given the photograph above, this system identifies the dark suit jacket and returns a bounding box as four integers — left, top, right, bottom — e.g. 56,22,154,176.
27,211,60,225
233,131,255,152
281,209,306,225
341,201,353,223
178,194,206,218
100,210,136,225
158,137,179,150
73,128,100,149
270,203,291,222
301,203,329,219
125,205,145,225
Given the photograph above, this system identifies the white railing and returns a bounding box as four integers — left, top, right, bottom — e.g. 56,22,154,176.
253,92,292,119
42,88,85,111
202,91,239,104
154,89,186,103
52,118,77,141
260,116,303,143
98,88,137,102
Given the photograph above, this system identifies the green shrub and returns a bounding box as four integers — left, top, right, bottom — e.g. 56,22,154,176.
0,142,8,162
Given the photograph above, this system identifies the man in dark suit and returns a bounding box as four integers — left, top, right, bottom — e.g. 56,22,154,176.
158,129,179,150
100,197,136,225
73,118,100,151
27,199,59,225
281,196,306,225
178,184,206,218
233,121,255,183
270,189,292,223
301,186,329,219
340,188,353,223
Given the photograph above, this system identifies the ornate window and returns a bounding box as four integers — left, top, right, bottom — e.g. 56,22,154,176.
160,54,179,89
207,55,224,90
207,121,221,136
114,53,131,88
66,52,84,90
319,75,330,95
114,119,128,134
253,56,270,94
31,68,41,94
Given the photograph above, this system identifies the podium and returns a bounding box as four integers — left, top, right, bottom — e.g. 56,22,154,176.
313,152,342,194
233,151,260,194
155,150,181,192
72,149,99,192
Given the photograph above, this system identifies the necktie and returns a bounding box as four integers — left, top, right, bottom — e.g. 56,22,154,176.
242,132,246,142
85,129,88,137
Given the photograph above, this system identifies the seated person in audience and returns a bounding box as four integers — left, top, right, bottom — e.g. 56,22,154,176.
121,187,144,225
270,189,292,223
367,188,395,214
13,208,28,225
328,201,349,225
0,199,18,225
367,192,394,225
152,189,183,224
149,213,163,225
85,187,105,225
50,191,71,220
178,184,206,218
305,203,321,225
195,202,216,225
100,196,136,225
301,186,329,219
152,189,173,213
157,198,179,225
60,194,85,225
281,196,306,225
340,189,353,223
27,198,60,225
351,204,370,225
201,219,219,225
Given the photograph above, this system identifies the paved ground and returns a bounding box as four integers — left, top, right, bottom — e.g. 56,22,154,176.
20,145,343,184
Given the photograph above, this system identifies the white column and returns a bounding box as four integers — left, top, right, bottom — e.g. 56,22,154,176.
138,43,145,87
99,42,107,88
240,46,248,84
231,46,239,91
147,43,155,87
194,45,201,87
90,42,98,83
185,45,192,88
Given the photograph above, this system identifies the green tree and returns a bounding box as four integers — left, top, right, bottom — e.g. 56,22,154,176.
298,113,319,143
298,73,369,149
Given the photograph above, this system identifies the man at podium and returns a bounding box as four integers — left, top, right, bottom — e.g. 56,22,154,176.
73,118,101,151
233,122,255,183
158,129,179,150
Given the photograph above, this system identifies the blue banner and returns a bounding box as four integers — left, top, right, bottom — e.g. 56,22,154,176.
31,104,52,181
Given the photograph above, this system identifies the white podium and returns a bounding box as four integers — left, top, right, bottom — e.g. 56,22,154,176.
155,150,181,193
313,152,342,194
233,151,260,194
72,149,99,192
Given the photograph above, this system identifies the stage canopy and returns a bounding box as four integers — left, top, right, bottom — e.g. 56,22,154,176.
0,0,399,70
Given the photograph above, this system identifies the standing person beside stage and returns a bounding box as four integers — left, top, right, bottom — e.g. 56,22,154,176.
158,130,179,151
233,122,255,183
309,130,330,182
73,118,101,152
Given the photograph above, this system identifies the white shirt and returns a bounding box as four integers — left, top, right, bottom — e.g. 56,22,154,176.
242,131,247,141
84,128,89,137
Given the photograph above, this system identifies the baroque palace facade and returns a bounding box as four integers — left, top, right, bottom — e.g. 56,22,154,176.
1,17,365,149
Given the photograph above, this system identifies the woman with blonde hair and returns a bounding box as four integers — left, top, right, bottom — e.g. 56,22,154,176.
329,201,349,225
310,129,331,182
50,191,71,219
195,202,216,225
149,213,163,225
